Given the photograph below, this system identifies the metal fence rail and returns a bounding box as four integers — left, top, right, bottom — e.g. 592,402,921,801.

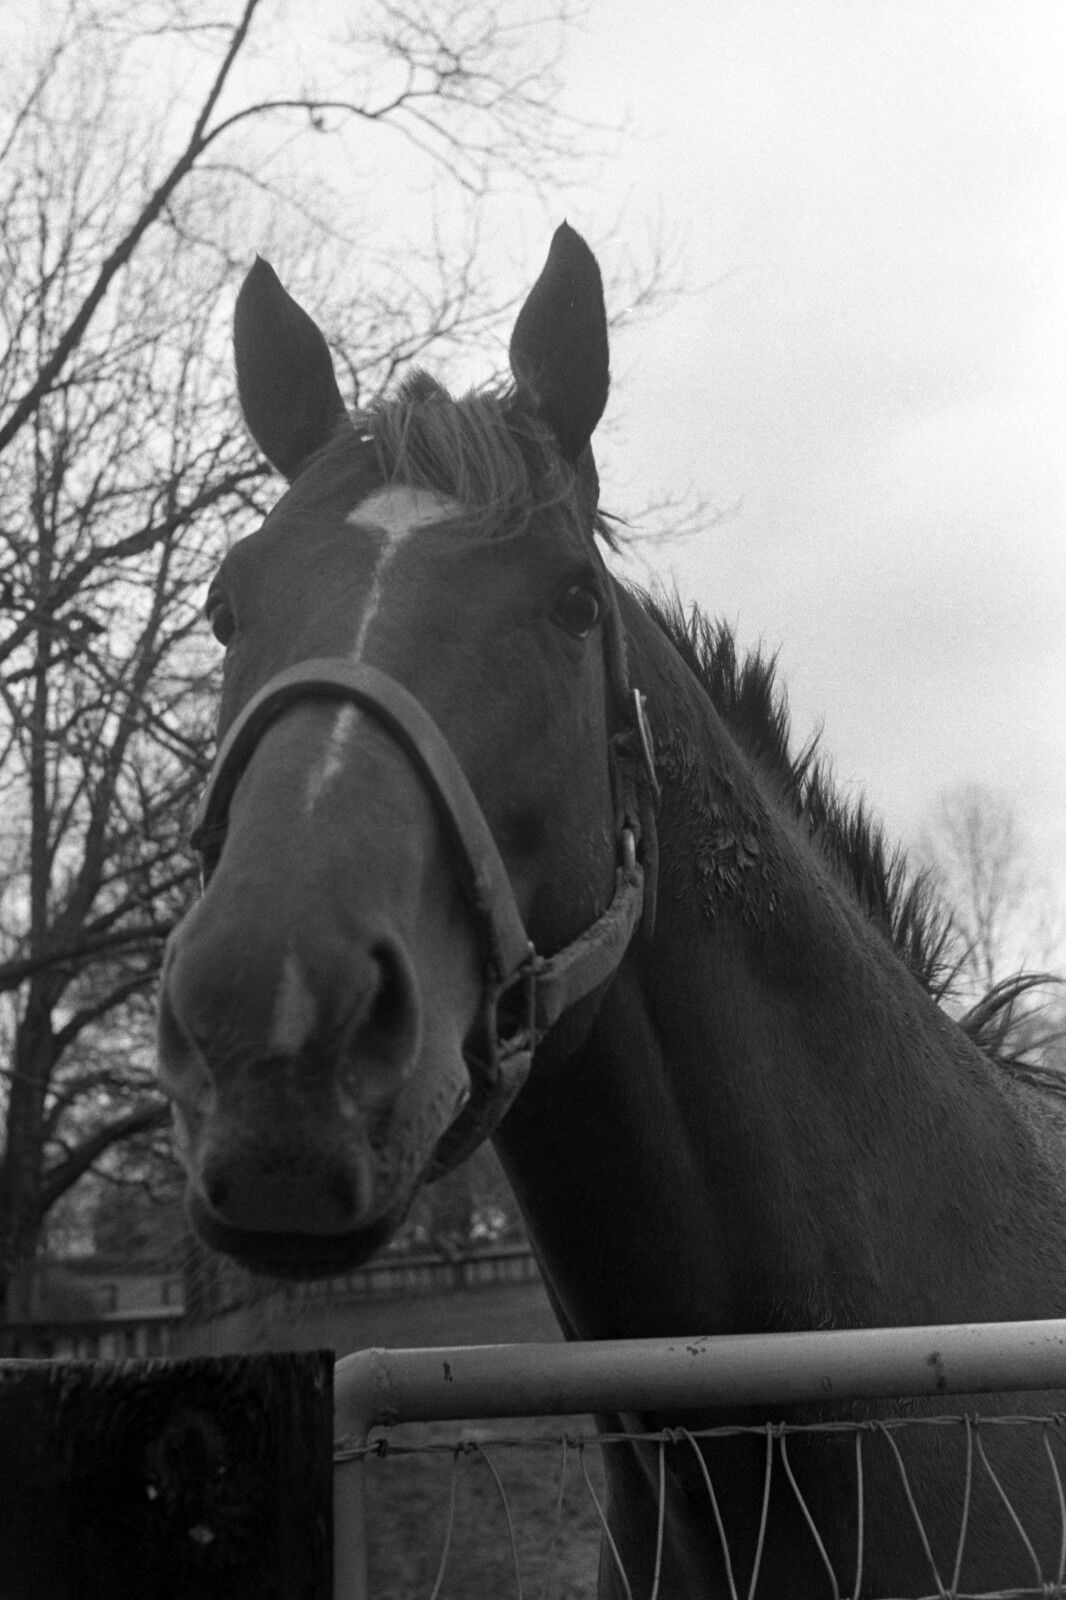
333,1319,1066,1600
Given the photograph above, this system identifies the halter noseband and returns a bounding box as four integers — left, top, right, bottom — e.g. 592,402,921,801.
189,612,659,1177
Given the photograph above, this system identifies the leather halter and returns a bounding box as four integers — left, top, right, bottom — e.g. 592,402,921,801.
189,603,659,1177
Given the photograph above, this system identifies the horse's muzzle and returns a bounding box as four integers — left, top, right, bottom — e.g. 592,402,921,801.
157,904,472,1258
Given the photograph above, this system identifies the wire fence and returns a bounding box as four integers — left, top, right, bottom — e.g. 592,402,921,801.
333,1325,1066,1600
340,1412,1066,1600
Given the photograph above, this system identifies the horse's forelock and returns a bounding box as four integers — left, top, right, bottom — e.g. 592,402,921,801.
349,374,606,545
296,368,618,555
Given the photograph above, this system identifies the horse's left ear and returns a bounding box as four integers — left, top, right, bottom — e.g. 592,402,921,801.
509,223,609,462
234,258,350,481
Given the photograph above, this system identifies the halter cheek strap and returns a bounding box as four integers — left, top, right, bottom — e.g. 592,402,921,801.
190,648,659,1179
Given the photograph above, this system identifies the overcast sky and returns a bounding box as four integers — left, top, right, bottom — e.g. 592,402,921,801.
17,0,1061,935
526,0,1065,933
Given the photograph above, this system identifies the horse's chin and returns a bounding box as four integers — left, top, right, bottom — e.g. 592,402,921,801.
186,1190,413,1280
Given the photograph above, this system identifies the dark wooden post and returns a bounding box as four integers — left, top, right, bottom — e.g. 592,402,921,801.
0,1350,333,1599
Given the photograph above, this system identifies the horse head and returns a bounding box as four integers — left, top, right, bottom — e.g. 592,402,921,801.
158,226,655,1277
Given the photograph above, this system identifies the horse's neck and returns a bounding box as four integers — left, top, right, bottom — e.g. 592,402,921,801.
498,657,1066,1343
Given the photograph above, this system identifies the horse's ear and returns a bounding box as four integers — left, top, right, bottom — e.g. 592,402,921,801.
234,258,350,481
509,223,609,462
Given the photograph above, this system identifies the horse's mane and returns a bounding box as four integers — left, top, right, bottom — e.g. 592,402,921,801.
639,593,1055,1074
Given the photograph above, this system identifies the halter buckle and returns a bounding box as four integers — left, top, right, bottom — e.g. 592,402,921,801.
632,688,661,808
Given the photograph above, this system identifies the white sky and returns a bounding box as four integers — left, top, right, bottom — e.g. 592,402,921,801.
543,0,1066,921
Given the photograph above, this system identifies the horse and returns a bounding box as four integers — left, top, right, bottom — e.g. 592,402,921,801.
158,224,1066,1596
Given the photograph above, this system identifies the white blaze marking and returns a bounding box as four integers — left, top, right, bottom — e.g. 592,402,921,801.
269,951,318,1055
302,485,456,816
347,485,454,663
303,703,362,816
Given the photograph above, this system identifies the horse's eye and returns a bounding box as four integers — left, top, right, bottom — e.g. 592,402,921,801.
206,596,236,646
554,581,602,638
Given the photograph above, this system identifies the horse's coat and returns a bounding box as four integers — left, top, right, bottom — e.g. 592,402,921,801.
158,229,1066,1596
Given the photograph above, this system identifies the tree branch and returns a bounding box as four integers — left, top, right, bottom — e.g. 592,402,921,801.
0,0,263,457
38,1099,171,1214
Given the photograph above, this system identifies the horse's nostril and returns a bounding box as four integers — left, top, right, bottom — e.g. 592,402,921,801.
204,1165,231,1215
348,941,421,1089
156,979,213,1114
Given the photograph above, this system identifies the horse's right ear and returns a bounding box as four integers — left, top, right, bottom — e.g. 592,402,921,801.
509,223,609,463
234,258,350,481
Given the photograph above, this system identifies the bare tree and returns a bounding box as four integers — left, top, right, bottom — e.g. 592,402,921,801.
918,785,1063,993
0,0,597,1318
0,0,586,460
917,784,1065,1072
